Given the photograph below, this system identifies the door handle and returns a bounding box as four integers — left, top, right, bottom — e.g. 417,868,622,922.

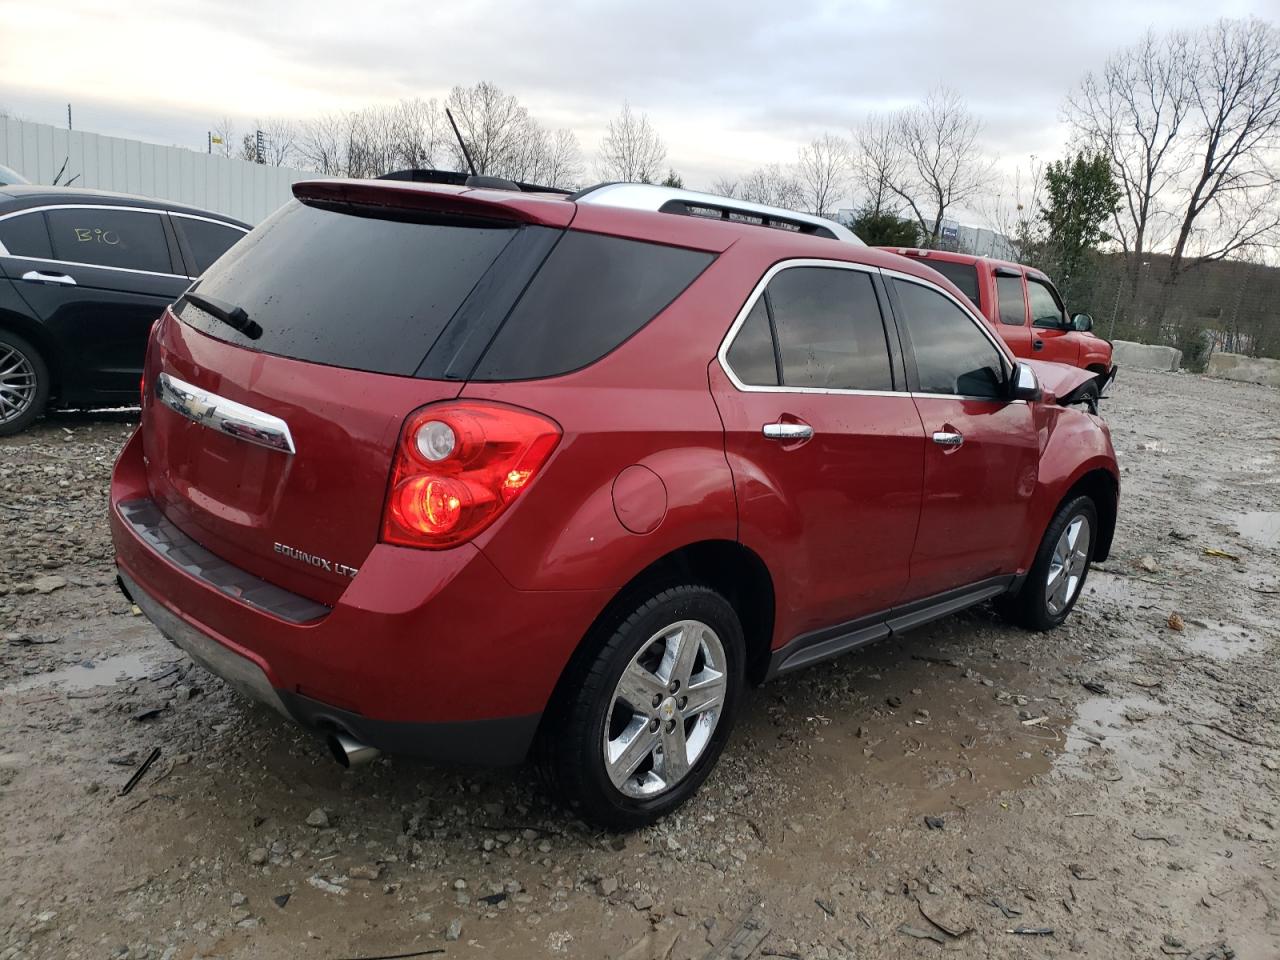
763,422,814,441
932,431,964,448
21,270,77,286
1032,338,1044,351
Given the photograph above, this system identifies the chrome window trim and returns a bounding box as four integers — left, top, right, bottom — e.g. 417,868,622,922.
0,203,237,280
716,258,905,398
0,251,189,280
0,203,189,277
167,211,250,233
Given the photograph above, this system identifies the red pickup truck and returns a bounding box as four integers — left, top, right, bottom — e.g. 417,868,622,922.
886,249,1116,385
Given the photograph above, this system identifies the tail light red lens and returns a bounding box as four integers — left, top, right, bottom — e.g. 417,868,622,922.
382,401,561,549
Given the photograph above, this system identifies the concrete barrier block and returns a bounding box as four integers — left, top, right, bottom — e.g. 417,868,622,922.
1112,340,1182,373
1206,351,1280,388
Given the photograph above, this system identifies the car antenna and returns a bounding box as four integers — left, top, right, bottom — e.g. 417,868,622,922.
445,108,478,177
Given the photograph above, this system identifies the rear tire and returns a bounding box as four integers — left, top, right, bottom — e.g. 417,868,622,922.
999,495,1097,631
0,330,48,436
539,584,745,830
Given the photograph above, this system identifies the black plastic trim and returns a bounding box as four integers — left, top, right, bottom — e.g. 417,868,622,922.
766,575,1016,679
117,498,330,623
279,691,541,766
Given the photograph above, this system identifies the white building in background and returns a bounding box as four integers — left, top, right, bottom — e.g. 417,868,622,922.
0,118,319,224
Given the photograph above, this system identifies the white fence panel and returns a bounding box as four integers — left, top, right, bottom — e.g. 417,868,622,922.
0,118,322,224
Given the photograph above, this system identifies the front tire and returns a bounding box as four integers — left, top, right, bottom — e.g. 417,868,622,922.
999,495,1097,631
0,330,48,436
540,585,745,830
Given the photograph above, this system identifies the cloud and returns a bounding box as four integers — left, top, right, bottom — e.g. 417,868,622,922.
1,0,1273,216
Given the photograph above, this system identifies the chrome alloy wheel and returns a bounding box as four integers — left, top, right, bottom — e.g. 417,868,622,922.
1045,514,1092,616
603,619,728,799
0,343,37,425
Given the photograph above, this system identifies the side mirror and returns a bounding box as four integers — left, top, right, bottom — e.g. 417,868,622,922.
1072,313,1093,332
1010,362,1042,402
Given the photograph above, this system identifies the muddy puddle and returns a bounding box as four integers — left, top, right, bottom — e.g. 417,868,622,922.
1,651,164,694
1231,510,1280,547
1058,691,1169,784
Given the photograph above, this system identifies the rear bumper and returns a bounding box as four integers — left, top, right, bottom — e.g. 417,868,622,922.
110,429,610,765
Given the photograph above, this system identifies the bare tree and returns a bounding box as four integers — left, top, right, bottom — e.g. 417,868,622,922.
890,87,993,242
1067,18,1280,336
1065,29,1195,283
597,102,667,183
210,117,236,158
796,133,850,216
446,82,532,176
1164,18,1280,275
738,164,804,209
851,113,908,216
709,176,739,198
392,97,445,170
540,128,584,189
297,113,348,175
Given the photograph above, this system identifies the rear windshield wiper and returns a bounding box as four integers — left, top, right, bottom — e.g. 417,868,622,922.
183,291,263,340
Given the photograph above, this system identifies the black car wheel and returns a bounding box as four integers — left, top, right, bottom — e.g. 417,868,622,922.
539,584,745,830
0,330,48,436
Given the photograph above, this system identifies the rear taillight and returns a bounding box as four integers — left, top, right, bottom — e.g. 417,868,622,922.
381,401,561,549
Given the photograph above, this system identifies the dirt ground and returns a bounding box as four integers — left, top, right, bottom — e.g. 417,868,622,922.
1,368,1277,960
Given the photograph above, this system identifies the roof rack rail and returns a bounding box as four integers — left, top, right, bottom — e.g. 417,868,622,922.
571,183,863,245
378,168,572,196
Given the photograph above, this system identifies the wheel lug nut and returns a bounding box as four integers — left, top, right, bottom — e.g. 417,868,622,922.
677,696,687,710
649,718,660,732
669,680,680,693
666,719,676,733
651,694,662,708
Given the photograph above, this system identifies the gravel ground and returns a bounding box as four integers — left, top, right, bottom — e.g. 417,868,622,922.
0,370,1277,960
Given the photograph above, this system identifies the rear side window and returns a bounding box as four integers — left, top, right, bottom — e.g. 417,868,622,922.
925,260,980,306
0,211,52,259
767,267,893,391
472,232,714,380
725,299,779,386
894,278,1007,399
996,274,1026,326
179,201,519,376
46,208,173,273
175,217,245,274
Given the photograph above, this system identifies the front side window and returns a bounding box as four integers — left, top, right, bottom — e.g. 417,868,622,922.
0,211,53,259
996,274,1027,326
46,208,173,273
1027,278,1066,328
894,279,1007,399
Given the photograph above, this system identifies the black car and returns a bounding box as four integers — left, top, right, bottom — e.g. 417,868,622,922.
0,186,249,434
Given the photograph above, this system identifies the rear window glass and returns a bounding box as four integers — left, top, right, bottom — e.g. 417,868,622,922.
0,211,52,259
925,260,980,306
471,231,714,380
178,201,518,376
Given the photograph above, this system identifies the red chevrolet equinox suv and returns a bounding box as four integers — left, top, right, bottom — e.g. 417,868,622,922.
111,179,1119,828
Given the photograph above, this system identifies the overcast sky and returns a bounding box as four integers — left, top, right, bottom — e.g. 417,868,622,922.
0,0,1274,218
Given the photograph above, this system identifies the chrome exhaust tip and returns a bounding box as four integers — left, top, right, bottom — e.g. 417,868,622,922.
326,732,381,768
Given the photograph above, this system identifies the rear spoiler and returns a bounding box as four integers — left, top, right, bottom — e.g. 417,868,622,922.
379,168,572,195
291,179,575,228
